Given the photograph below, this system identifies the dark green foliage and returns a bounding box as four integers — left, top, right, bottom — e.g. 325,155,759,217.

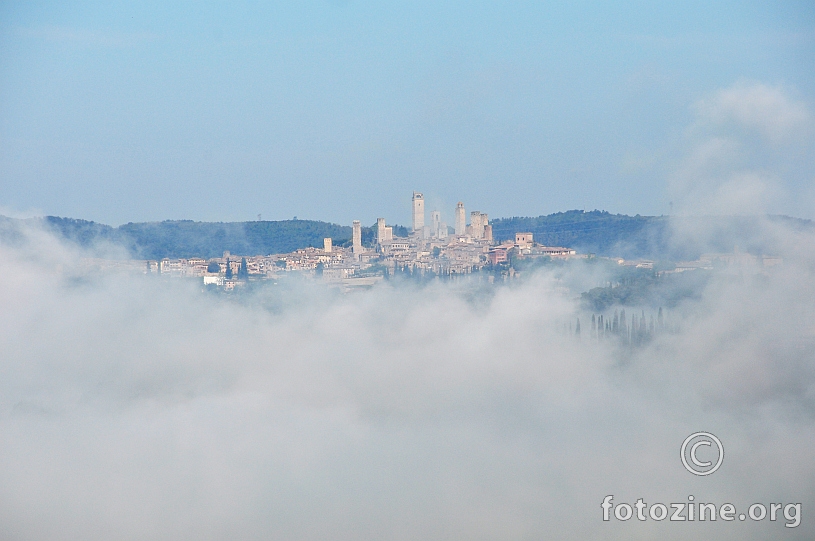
585,306,667,348
225,258,233,279
43,216,121,247
490,210,668,258
44,217,118,245
490,211,814,260
364,222,408,239
391,224,410,237
121,220,353,259
5,212,809,262
580,267,712,311
206,261,220,273
40,218,352,259
361,225,374,246
238,257,249,280
505,251,554,272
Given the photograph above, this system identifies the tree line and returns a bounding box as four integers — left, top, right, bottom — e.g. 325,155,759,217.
573,307,676,347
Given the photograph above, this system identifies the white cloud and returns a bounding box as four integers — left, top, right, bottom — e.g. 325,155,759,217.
669,81,813,217
1,220,814,540
692,81,811,142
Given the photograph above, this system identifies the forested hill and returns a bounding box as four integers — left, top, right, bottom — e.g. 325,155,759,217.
43,218,357,260
490,211,669,259
490,211,813,260
490,211,662,257
1,211,810,260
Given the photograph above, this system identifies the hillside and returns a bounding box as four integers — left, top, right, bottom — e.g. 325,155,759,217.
2,212,811,261
491,211,813,260
39,218,360,260
490,211,668,259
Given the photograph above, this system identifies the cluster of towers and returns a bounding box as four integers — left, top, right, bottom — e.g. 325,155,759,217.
410,192,491,241
341,192,494,260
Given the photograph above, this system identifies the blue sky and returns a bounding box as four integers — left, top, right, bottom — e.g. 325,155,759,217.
1,1,813,225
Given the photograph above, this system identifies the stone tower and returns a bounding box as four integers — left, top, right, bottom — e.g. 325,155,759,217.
412,192,425,234
430,211,441,237
352,220,362,254
455,202,466,236
377,218,386,244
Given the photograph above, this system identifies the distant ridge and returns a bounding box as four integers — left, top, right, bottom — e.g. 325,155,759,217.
490,210,666,259
492,210,812,260
492,210,813,260
40,218,359,260
1,212,811,261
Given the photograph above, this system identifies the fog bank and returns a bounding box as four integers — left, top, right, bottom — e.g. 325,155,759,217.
0,218,813,540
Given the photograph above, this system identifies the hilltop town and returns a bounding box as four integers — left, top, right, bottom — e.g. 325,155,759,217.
81,191,579,291
71,191,789,295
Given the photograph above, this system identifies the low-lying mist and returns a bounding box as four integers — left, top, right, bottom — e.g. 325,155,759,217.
1,218,813,541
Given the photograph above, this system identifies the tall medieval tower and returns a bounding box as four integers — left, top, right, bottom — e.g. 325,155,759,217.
455,202,466,236
412,192,425,234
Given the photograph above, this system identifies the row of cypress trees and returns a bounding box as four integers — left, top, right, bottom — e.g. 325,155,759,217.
574,307,673,346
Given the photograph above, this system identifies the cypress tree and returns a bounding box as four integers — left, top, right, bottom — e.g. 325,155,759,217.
225,258,233,279
640,311,646,341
